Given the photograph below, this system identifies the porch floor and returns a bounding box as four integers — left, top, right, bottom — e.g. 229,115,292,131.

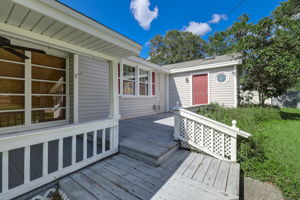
59,150,240,200
119,113,179,166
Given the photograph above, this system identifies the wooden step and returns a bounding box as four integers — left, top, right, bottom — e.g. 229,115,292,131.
119,140,179,166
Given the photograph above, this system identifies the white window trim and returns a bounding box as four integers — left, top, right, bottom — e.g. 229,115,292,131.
189,71,211,107
215,72,229,84
119,61,154,98
0,51,70,135
139,68,150,96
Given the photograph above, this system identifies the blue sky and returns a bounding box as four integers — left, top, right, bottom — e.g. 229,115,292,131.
59,0,284,58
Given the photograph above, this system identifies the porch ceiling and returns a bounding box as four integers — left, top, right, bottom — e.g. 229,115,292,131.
0,0,142,59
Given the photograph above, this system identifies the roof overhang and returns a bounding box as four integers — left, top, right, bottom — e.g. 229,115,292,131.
127,56,169,72
0,0,142,60
166,59,242,74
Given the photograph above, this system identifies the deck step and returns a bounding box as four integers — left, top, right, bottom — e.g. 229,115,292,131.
119,140,179,166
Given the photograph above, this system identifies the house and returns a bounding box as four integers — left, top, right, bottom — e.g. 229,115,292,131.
117,55,242,119
0,0,249,199
164,54,242,109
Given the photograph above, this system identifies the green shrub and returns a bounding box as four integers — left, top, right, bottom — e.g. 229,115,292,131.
198,104,300,199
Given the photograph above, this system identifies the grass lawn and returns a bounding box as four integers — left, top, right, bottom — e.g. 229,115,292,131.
199,106,300,200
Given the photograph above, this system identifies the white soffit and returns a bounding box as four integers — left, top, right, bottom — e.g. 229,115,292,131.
0,0,142,59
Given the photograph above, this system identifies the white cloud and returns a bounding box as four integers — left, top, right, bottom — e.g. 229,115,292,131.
183,13,227,36
183,22,212,36
130,0,158,30
209,14,227,24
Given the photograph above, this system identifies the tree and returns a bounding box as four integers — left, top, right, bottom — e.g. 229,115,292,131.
149,30,207,65
206,0,300,105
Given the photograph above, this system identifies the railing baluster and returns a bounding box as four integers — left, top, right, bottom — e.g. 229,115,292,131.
83,133,87,160
210,129,214,152
110,127,114,150
58,138,63,170
200,124,204,147
93,131,97,156
2,151,9,193
191,121,195,142
184,118,188,139
72,135,76,165
43,142,48,176
221,134,225,157
24,146,30,184
102,129,106,153
115,126,119,149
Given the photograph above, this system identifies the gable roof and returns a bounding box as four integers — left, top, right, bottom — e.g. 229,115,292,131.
162,53,242,70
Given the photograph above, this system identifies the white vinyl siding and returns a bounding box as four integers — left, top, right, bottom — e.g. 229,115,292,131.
120,73,167,119
169,66,236,109
209,66,235,107
78,56,110,122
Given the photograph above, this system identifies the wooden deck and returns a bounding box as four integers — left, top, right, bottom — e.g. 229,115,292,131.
58,150,240,200
10,113,241,200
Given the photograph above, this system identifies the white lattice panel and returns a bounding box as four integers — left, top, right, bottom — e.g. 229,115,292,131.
203,125,212,150
213,130,223,156
179,117,185,137
224,135,232,159
186,119,194,140
194,122,203,146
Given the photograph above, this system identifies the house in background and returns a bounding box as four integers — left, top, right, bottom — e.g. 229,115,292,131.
116,54,242,119
0,0,248,199
164,54,242,109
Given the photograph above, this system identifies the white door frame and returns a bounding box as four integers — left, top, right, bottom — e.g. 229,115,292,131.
189,71,210,106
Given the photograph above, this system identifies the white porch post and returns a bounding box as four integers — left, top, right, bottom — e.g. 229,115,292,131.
166,74,170,111
109,59,120,119
73,54,79,123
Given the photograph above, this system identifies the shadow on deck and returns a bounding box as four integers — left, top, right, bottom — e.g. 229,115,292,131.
12,113,240,200
59,151,240,200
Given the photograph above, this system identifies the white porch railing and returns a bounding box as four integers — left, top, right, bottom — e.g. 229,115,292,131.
173,104,251,162
0,118,119,200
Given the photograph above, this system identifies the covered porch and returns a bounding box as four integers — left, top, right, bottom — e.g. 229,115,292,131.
0,0,141,199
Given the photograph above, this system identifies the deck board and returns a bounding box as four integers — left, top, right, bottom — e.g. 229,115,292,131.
226,163,240,196
70,173,119,200
82,169,140,200
202,159,221,186
192,155,212,182
213,161,231,191
183,154,205,178
90,163,153,200
59,151,240,200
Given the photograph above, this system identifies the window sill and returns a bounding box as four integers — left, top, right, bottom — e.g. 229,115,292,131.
119,95,155,98
0,120,70,136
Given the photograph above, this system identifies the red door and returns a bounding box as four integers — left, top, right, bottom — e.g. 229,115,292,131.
192,74,208,105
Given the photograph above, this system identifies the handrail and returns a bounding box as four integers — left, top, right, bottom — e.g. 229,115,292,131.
176,108,251,138
173,102,251,162
0,118,119,200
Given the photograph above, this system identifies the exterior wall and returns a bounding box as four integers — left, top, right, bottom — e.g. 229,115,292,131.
78,55,110,122
119,73,167,119
169,66,237,109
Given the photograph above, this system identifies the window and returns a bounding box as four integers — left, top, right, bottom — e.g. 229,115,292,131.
152,72,156,95
31,52,66,124
0,49,25,128
123,65,135,95
216,72,228,83
0,49,67,129
139,69,149,95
